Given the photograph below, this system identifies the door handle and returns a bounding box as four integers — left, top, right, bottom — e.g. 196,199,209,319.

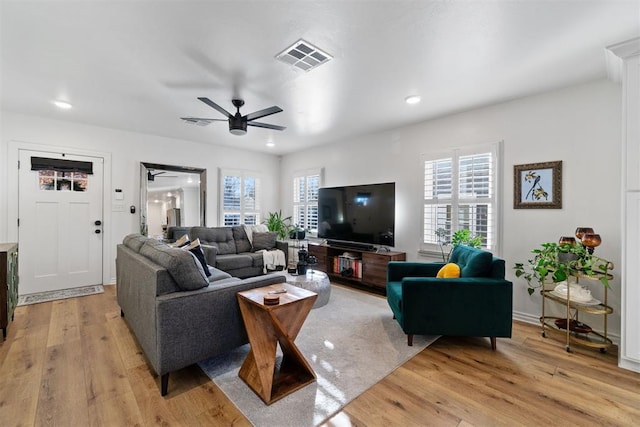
95,220,102,226
95,229,101,234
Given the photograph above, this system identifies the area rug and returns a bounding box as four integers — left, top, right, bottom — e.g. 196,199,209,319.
199,285,438,426
17,284,104,306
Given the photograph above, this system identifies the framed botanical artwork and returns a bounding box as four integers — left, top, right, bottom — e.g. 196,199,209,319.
513,161,562,209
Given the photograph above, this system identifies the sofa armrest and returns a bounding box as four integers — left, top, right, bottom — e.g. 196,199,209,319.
201,244,218,266
387,261,444,282
154,273,287,375
276,240,289,265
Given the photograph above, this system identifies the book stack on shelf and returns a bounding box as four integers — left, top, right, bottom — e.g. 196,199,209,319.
333,252,363,278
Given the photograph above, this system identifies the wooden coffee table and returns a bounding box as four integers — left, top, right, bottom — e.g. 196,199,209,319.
237,283,318,404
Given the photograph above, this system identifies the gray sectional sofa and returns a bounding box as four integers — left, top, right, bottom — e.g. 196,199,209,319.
167,225,288,278
116,233,287,396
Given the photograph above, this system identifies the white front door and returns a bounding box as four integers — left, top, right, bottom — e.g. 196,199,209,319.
18,150,104,295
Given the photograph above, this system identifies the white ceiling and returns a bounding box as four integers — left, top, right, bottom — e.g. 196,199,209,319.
2,1,639,155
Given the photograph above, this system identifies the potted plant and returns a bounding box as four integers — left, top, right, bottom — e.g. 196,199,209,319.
435,228,483,262
289,224,308,240
264,210,293,240
514,241,613,296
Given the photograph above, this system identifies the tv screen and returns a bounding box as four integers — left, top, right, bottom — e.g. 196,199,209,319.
317,182,395,247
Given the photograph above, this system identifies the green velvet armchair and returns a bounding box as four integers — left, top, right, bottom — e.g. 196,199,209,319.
386,245,513,349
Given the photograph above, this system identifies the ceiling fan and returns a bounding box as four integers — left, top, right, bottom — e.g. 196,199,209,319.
181,97,286,135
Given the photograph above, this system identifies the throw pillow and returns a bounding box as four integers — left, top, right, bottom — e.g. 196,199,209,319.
252,232,277,251
168,234,190,248
243,224,254,245
183,238,211,277
253,224,269,233
436,263,461,278
233,226,252,253
139,241,208,291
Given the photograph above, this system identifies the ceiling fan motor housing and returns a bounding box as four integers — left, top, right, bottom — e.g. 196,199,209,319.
229,113,248,135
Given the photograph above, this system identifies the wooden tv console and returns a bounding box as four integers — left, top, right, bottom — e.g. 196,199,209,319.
307,243,406,293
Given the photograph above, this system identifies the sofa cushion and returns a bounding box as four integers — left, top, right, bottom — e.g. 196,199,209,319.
140,241,208,291
165,226,192,242
233,226,252,253
247,252,264,268
252,232,277,251
207,267,233,282
450,246,493,278
215,254,254,271
123,233,148,252
191,226,236,255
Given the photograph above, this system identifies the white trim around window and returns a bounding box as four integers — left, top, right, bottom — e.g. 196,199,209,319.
420,141,502,256
219,168,262,226
292,168,323,235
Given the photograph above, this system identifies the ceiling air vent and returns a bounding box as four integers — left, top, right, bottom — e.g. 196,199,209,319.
276,39,332,72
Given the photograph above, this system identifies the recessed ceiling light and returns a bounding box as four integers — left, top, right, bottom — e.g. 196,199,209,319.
266,142,275,148
405,95,421,105
53,100,72,109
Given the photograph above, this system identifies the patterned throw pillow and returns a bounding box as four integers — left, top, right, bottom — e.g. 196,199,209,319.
139,241,208,291
168,234,190,248
436,263,461,278
183,238,211,277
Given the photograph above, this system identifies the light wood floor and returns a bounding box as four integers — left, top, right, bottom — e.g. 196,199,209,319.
1,284,639,426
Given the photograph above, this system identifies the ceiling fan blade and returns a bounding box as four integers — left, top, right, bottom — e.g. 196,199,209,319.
247,121,286,131
198,97,233,118
245,106,283,122
181,117,227,126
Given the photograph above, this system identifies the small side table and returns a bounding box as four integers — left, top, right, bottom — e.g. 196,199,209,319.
286,270,331,308
237,283,317,404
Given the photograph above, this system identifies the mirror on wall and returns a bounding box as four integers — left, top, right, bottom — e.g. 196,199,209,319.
140,162,207,238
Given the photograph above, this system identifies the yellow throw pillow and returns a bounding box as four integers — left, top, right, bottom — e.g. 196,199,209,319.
437,263,461,278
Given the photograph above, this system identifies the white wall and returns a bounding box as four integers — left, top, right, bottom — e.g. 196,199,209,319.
0,79,624,339
0,112,282,283
280,79,623,338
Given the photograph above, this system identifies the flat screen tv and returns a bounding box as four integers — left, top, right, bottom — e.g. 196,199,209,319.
317,182,395,248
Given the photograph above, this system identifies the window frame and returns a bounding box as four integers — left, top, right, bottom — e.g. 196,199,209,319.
219,168,262,226
292,168,323,236
420,142,502,256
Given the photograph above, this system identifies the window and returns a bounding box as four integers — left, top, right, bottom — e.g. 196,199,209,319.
220,170,261,226
38,170,88,192
422,143,500,253
293,168,322,234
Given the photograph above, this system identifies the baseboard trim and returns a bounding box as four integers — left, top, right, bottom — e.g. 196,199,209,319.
619,357,640,373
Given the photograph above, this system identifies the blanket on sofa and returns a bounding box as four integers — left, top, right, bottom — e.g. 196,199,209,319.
258,249,287,273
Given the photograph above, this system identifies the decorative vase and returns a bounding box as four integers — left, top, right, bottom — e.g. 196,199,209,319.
290,230,306,240
575,227,594,240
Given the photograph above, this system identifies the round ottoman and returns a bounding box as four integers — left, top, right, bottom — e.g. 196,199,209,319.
286,270,331,308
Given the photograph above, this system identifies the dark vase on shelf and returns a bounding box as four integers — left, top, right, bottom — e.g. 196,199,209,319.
290,230,306,240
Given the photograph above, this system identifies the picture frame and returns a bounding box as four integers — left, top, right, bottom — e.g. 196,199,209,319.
513,161,562,209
